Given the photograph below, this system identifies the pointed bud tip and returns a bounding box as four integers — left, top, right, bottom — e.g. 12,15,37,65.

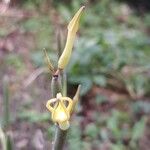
68,6,85,31
78,6,85,13
73,84,81,101
81,6,85,9
76,84,81,95
43,48,54,72
78,84,81,89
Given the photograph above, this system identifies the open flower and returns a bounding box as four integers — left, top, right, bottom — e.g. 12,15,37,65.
46,86,80,130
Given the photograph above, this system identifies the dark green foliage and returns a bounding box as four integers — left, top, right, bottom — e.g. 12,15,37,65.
63,1,150,97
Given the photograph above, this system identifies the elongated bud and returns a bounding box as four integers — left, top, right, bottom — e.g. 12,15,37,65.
71,85,81,113
44,49,55,73
58,6,85,69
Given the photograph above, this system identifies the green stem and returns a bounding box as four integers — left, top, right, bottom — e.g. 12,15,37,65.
51,74,62,97
52,126,67,150
3,78,10,128
62,70,67,97
2,78,13,150
51,73,68,150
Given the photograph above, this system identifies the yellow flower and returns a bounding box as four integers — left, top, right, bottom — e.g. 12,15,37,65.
58,6,85,69
46,93,73,130
46,86,81,130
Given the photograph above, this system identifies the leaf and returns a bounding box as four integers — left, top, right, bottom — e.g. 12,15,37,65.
132,117,146,141
0,126,7,150
68,123,82,150
6,135,13,150
18,111,50,123
93,75,107,87
0,126,13,150
69,76,92,95
111,143,125,150
95,94,107,104
84,123,98,139
107,111,121,139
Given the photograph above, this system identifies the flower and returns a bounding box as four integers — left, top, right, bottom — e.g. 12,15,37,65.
46,86,80,130
58,6,85,69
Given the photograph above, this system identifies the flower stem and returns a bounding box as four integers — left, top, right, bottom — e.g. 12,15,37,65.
51,73,68,150
52,126,67,150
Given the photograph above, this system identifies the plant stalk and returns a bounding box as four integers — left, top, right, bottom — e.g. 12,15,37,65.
51,73,68,150
3,77,10,128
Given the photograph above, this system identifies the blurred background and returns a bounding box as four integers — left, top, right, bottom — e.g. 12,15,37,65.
0,0,150,149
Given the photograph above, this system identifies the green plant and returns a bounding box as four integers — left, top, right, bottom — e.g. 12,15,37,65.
1,78,13,150
44,6,85,150
0,126,13,150
67,30,150,97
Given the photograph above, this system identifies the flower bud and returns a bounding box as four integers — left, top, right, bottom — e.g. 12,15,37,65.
71,85,81,113
58,6,85,69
